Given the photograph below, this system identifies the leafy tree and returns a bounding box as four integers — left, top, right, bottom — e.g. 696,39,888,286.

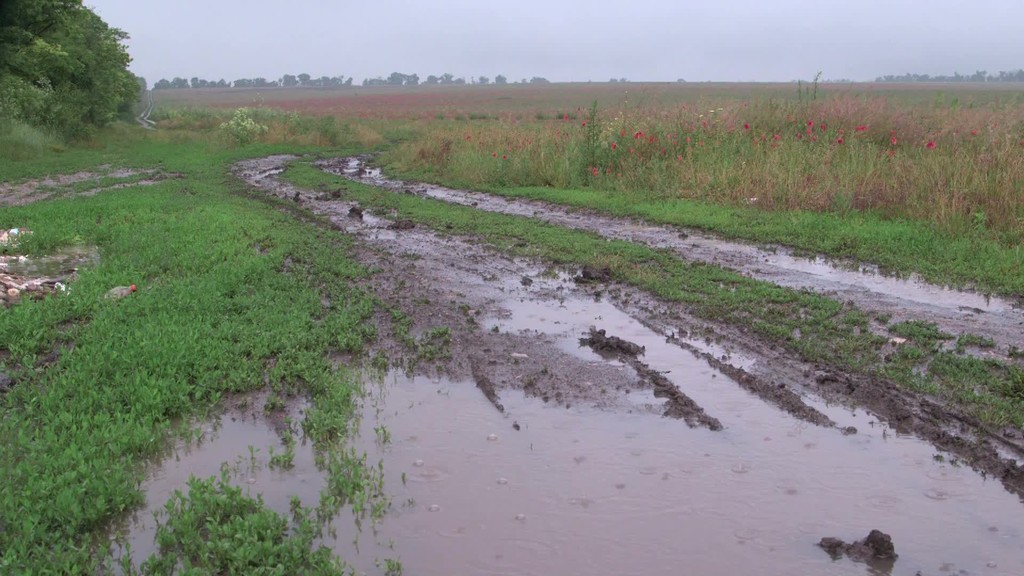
494,75,507,85
297,73,311,85
154,78,171,89
0,0,138,136
282,74,298,87
478,76,489,85
425,75,439,85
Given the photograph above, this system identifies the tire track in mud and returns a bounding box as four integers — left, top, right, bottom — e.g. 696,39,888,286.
234,155,726,429
234,155,1024,501
321,156,1024,358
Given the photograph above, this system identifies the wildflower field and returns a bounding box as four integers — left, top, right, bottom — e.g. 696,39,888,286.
155,82,1024,244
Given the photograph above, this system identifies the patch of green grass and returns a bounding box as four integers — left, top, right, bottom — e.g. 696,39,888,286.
889,320,954,344
282,159,1024,428
0,136,378,572
956,333,997,350
135,471,344,575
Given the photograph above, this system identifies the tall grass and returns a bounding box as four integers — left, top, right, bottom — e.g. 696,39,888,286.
385,94,1024,241
0,119,65,161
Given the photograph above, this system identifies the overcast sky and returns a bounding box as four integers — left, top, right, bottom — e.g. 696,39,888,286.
87,0,1024,83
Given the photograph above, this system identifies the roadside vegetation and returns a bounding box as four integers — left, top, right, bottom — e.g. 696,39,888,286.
0,132,392,573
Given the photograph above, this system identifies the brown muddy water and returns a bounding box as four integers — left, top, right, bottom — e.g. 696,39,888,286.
196,154,1024,575
118,295,1024,576
323,157,1024,355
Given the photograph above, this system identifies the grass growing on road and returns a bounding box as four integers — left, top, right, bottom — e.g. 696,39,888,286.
283,159,1024,428
0,135,381,573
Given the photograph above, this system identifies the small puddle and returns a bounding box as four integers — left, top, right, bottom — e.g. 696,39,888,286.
0,245,99,277
336,371,1023,576
110,414,328,569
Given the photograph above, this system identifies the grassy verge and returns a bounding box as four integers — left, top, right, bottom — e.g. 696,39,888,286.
282,159,1024,429
0,134,383,573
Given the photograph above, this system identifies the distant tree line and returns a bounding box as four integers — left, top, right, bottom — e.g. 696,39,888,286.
0,0,140,137
153,74,354,89
152,72,556,89
876,69,1024,83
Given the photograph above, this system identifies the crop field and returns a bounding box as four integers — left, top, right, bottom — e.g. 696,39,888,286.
3,82,1024,574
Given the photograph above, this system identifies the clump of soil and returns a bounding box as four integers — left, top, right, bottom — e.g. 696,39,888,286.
574,265,611,284
580,327,644,357
388,219,415,230
348,206,364,219
580,327,722,431
471,359,504,413
819,529,897,562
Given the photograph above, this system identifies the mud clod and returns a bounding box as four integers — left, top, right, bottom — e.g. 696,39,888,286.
818,529,897,562
575,265,612,284
348,205,364,219
580,328,644,357
388,219,415,230
520,276,533,287
471,360,504,413
581,327,721,430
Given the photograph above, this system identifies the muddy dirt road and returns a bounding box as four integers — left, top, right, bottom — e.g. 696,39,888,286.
219,155,1024,575
323,156,1024,357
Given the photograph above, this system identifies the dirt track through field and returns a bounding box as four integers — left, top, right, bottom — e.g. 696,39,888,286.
221,155,1024,576
322,156,1024,358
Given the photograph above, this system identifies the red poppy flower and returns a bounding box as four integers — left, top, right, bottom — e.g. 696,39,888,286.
890,136,898,146
836,137,844,144
563,114,569,121
611,142,617,150
855,125,868,132
807,121,814,128
581,121,587,127
492,152,498,158
502,154,508,159
773,134,781,141
925,141,936,149
743,123,750,130
970,130,978,136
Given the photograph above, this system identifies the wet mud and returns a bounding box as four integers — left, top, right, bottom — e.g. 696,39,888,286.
233,155,1024,502
322,156,1024,359
220,155,1024,573
0,167,181,206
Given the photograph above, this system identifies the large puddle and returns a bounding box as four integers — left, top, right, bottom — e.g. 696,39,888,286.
120,295,1024,575
343,372,1022,576
323,157,1024,354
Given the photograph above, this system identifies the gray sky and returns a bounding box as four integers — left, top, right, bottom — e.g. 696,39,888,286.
87,0,1024,83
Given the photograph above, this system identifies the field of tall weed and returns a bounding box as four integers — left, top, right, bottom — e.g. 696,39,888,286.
386,94,1024,242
